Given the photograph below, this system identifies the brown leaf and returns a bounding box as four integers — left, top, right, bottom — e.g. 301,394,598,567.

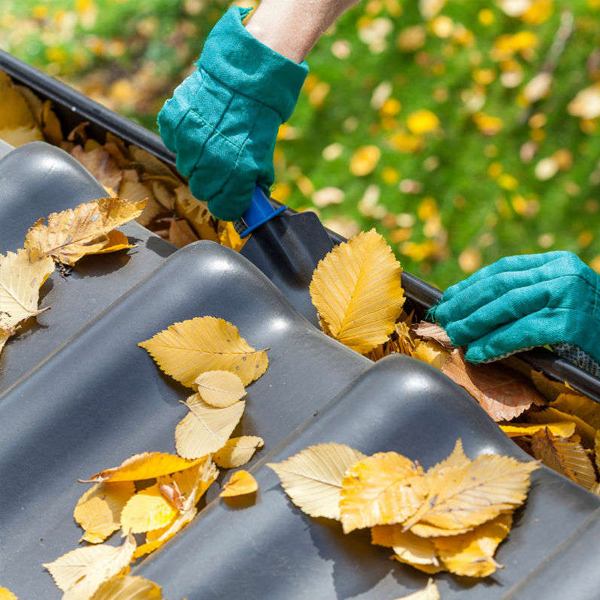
71,146,123,191
169,219,199,249
412,321,455,349
442,350,544,421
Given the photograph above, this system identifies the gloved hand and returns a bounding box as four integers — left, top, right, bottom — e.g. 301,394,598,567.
429,251,600,366
157,6,308,221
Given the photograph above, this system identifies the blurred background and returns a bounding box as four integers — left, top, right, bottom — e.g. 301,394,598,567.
1,0,600,289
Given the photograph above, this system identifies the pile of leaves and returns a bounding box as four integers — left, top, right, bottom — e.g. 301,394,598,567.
270,439,538,579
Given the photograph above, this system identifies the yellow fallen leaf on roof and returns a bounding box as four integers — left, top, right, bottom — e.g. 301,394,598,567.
391,579,440,600
0,72,44,146
74,481,135,543
213,436,265,468
404,454,538,536
174,185,219,242
526,407,596,448
339,452,426,533
168,218,198,248
310,230,404,354
531,428,597,490
551,393,600,430
139,316,269,387
82,452,203,483
120,482,179,534
194,370,246,408
25,197,145,266
411,339,450,370
372,526,441,573
219,220,247,252
220,470,258,497
500,422,576,439
0,249,54,336
595,430,600,471
90,575,163,600
71,145,123,191
433,512,512,577
175,394,245,459
133,459,217,559
426,440,471,477
269,443,367,520
0,587,18,600
43,534,135,600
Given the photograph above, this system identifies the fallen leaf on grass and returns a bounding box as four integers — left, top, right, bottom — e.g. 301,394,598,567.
82,452,203,483
175,394,245,459
90,575,163,600
268,443,367,520
442,349,544,421
43,534,135,600
310,229,405,354
25,197,145,265
531,428,597,490
213,436,265,468
220,470,258,497
391,579,440,600
194,370,246,408
0,249,54,336
74,482,135,543
139,316,268,387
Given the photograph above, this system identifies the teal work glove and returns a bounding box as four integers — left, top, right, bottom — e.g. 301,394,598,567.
429,251,600,366
157,6,308,221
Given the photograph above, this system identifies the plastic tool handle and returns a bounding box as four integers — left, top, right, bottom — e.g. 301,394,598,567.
236,185,287,239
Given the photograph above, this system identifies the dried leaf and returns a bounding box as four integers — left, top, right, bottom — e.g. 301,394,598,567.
595,430,600,471
74,482,135,543
269,443,367,520
526,407,596,448
120,482,179,534
310,229,405,354
551,393,600,430
404,454,538,536
213,436,265,468
41,100,63,146
531,428,597,490
0,72,44,146
426,440,470,477
442,349,544,421
129,146,179,179
500,422,576,439
43,534,135,600
0,587,18,600
174,185,219,242
119,179,161,228
82,452,202,483
168,219,198,248
71,145,123,191
372,526,441,572
433,512,512,577
175,394,245,459
411,339,450,370
339,452,426,533
90,575,163,600
139,316,268,387
412,321,455,349
25,197,145,266
194,370,246,408
89,230,134,255
220,470,258,497
218,221,246,252
0,249,54,333
391,579,440,600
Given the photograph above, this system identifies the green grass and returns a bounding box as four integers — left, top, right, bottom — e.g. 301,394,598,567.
2,0,600,289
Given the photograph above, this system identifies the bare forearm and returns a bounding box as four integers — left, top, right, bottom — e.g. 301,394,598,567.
245,0,360,62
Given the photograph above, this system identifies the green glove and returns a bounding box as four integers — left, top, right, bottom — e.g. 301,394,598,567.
429,251,600,365
157,6,308,221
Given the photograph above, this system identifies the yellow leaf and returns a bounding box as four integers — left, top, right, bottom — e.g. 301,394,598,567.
25,197,146,266
139,316,269,387
339,452,426,533
0,72,44,146
194,370,246,408
500,422,576,439
175,394,245,459
268,443,367,520
133,459,217,559
218,221,247,252
74,482,135,543
88,230,134,255
43,534,135,600
526,407,597,448
168,219,198,249
595,430,600,471
71,146,123,191
90,575,163,600
531,428,597,490
83,452,202,483
220,470,258,497
433,512,512,578
426,439,470,477
41,100,63,146
411,339,450,370
372,525,441,572
551,393,600,430
404,454,538,536
0,587,18,600
310,230,405,354
120,483,178,534
349,145,381,176
0,249,54,333
391,579,440,600
174,185,219,242
213,436,265,468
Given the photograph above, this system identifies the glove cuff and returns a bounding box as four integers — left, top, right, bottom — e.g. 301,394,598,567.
199,7,309,123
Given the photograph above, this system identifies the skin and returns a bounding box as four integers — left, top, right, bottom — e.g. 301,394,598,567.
245,0,362,62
